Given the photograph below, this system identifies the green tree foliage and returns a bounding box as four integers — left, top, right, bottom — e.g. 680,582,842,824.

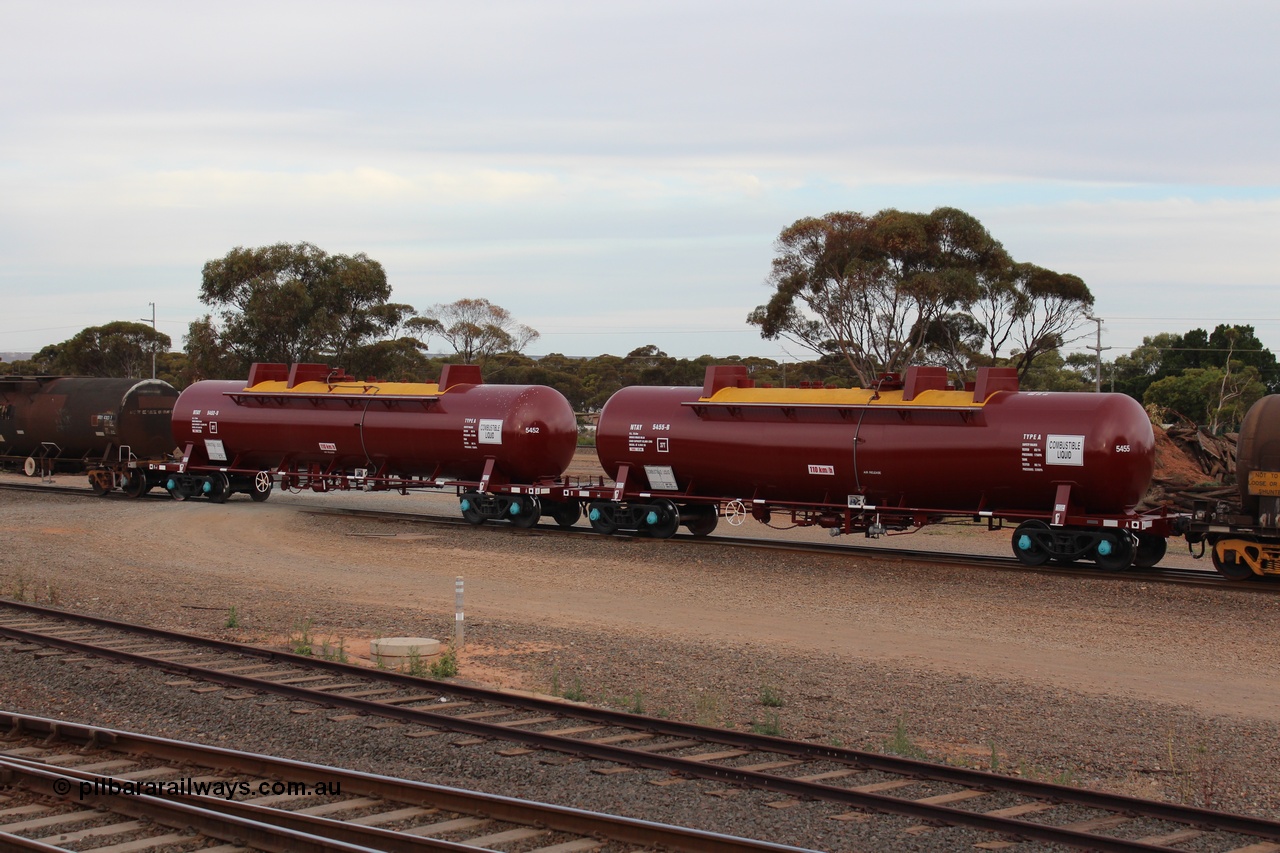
184,315,242,383
490,346,742,411
343,337,435,383
1098,324,1277,430
1112,324,1278,401
192,242,413,379
495,353,588,410
19,322,171,379
1108,332,1179,398
1144,365,1266,432
750,207,1093,384
1018,350,1094,392
153,351,190,389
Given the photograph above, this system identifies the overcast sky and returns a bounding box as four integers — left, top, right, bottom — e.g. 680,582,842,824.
2,0,1277,366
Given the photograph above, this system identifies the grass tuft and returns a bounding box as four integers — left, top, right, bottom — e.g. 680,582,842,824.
288,618,315,656
751,712,782,736
884,715,927,759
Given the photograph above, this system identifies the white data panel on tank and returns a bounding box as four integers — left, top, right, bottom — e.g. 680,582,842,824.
644,465,678,491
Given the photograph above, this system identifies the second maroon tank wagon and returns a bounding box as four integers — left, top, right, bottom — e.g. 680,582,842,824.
573,364,1177,570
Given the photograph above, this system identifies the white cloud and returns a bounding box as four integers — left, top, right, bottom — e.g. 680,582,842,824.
990,197,1280,285
2,0,1279,361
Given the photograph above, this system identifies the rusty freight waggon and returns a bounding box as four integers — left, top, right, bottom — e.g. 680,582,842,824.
0,376,178,493
1186,394,1280,579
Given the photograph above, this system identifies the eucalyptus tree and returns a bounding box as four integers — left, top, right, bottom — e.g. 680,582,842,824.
750,207,1093,385
30,321,170,378
192,242,402,378
413,298,539,366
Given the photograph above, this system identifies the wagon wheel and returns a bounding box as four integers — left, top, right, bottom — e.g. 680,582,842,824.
643,498,681,539
1011,520,1052,566
205,473,231,504
684,505,719,537
1131,532,1167,569
724,500,747,527
1092,531,1134,572
587,502,618,535
124,470,151,498
507,495,541,529
166,481,187,502
23,457,37,477
87,471,113,496
249,471,273,502
459,491,486,526
544,499,582,528
1211,538,1259,581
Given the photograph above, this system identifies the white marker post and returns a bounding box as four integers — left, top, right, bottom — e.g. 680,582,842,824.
454,576,464,651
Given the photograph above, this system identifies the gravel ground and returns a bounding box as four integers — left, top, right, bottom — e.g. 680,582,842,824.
3,476,1280,851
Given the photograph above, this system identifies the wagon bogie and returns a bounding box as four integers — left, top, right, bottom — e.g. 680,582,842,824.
457,490,552,528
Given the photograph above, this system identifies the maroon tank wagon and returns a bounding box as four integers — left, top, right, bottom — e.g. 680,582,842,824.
571,364,1178,570
154,363,580,524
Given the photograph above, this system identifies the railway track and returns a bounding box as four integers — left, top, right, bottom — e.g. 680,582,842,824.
5,599,1280,851
0,710,802,852
0,477,1265,592
323,503,1247,590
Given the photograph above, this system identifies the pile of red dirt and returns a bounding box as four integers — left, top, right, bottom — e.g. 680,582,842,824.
1142,423,1238,510
1152,424,1219,488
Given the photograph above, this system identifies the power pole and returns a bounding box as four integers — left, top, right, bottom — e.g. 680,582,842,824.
1085,315,1109,393
141,302,156,379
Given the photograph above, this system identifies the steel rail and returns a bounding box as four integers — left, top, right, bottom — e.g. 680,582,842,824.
0,759,401,853
0,832,71,853
6,602,1280,851
311,503,1265,591
2,478,1269,591
363,512,1272,592
0,711,814,853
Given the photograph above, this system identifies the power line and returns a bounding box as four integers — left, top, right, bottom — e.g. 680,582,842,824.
1105,317,1280,322
1109,346,1275,355
0,324,94,335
